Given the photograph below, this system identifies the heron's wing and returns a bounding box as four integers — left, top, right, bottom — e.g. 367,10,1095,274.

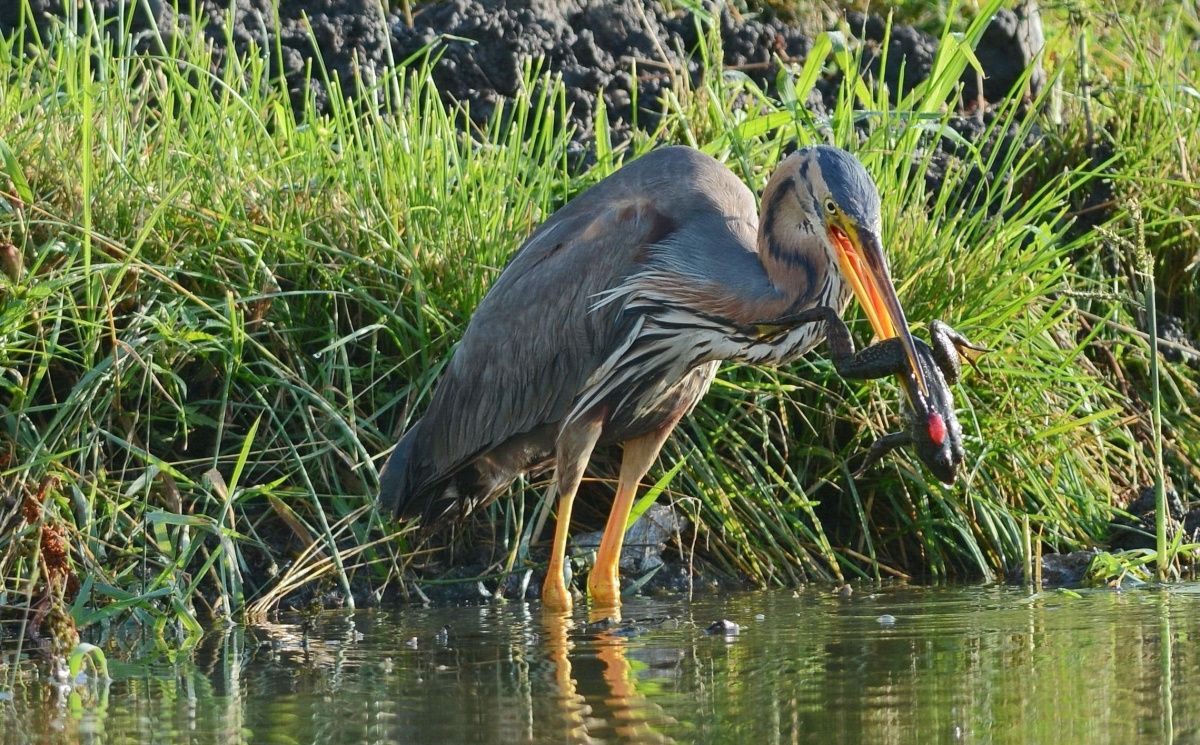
382,147,761,515
413,200,676,488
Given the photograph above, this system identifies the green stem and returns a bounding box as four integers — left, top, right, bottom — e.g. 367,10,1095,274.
1139,218,1167,580
1126,199,1167,580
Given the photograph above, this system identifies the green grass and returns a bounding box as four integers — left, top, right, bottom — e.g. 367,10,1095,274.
0,0,1198,655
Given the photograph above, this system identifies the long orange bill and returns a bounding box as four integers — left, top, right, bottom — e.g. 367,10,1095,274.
830,224,929,401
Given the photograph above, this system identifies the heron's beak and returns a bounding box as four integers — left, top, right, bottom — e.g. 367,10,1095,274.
829,222,929,398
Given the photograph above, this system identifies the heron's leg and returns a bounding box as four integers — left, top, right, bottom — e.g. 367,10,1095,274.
543,417,604,613
588,420,679,610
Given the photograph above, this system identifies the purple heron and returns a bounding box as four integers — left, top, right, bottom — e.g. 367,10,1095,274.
379,145,925,611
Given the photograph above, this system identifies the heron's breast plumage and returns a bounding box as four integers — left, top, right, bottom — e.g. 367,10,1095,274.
566,255,850,434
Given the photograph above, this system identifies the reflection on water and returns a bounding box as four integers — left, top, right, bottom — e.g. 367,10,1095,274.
3,585,1199,744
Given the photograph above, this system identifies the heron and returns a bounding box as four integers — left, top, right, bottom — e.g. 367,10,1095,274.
379,144,926,611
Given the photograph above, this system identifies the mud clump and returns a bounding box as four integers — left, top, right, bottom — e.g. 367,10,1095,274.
389,0,817,155
5,0,1045,160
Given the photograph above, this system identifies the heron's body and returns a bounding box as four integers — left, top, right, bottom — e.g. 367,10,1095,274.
380,144,921,611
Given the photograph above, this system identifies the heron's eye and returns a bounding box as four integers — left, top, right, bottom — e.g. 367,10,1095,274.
824,199,837,215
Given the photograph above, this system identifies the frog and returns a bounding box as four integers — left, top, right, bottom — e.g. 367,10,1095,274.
755,307,987,484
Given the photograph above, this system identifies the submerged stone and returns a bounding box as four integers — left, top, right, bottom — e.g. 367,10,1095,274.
705,619,739,636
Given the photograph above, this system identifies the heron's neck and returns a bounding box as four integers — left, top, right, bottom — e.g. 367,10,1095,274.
756,216,837,311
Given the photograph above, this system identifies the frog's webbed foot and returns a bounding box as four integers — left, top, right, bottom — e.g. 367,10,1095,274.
853,431,914,478
751,305,845,341
929,320,991,384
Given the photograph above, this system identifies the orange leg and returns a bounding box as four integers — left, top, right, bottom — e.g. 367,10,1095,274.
542,418,603,612
587,422,678,610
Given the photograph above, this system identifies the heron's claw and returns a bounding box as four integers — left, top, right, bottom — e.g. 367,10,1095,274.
751,322,789,340
752,305,840,329
749,306,846,348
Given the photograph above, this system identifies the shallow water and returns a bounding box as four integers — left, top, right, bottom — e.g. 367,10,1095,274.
3,584,1199,744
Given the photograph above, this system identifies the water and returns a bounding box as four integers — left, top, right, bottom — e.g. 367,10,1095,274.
3,584,1199,744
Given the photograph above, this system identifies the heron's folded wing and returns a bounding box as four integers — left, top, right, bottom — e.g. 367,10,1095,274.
407,196,682,498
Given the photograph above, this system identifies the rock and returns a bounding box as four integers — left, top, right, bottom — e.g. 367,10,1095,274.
1034,549,1100,587
705,619,739,636
964,1,1045,104
573,502,689,574
1109,484,1186,551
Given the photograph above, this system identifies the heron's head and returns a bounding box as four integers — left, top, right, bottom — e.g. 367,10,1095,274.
764,145,928,400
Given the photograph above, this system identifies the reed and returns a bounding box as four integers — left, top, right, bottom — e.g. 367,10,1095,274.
0,0,1196,650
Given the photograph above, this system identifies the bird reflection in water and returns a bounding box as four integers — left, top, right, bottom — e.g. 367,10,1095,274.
541,608,677,744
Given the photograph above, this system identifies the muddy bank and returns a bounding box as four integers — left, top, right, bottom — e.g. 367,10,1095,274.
3,1,1044,151
0,0,1055,235
277,502,738,609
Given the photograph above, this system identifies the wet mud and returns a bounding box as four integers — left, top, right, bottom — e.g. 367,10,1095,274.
4,1,1043,154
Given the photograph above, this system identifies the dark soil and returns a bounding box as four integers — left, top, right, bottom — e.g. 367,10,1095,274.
389,0,821,150
4,1,1045,160
3,0,393,112
3,0,1057,281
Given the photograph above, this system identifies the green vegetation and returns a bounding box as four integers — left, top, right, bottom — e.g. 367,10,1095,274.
1,0,1197,654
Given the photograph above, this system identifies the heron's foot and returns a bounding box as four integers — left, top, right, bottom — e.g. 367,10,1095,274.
587,569,622,610
542,568,574,612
